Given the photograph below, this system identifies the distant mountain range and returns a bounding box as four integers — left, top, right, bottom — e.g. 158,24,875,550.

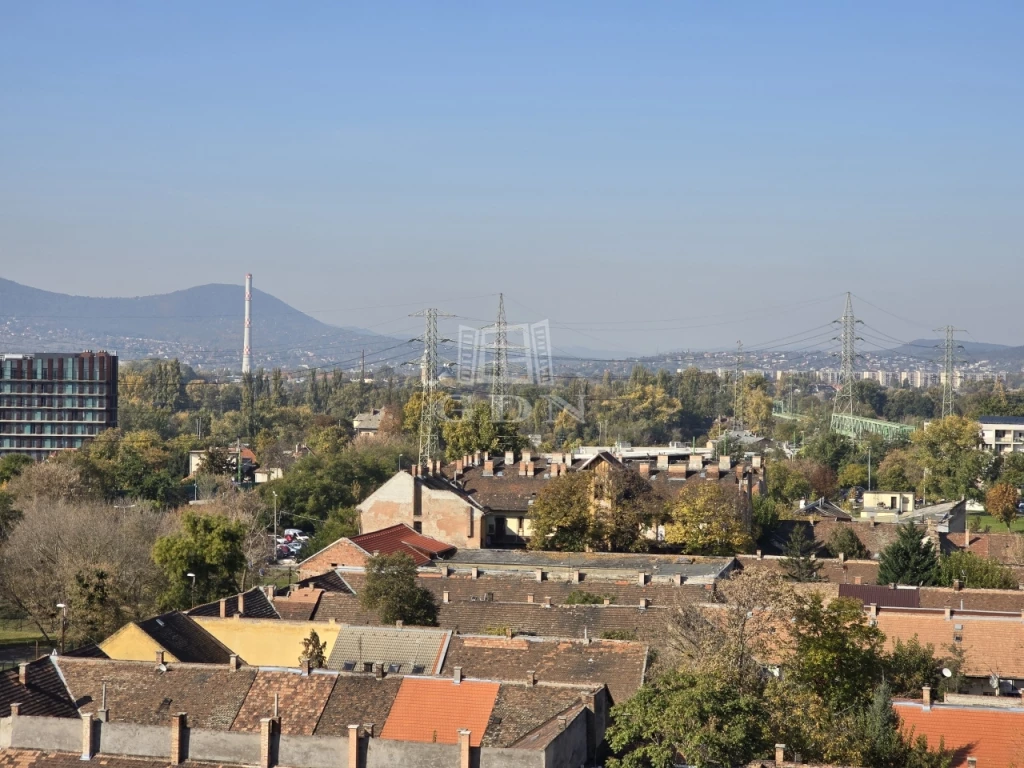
0,278,402,371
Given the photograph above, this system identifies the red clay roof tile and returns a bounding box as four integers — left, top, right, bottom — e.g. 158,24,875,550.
380,677,499,747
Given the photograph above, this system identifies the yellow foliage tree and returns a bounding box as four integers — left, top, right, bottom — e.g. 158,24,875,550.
664,479,754,555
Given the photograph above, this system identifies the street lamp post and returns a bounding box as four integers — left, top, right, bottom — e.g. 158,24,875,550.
56,603,67,655
272,491,278,545
186,572,196,609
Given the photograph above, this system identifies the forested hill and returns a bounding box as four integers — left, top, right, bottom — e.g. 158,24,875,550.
0,278,390,369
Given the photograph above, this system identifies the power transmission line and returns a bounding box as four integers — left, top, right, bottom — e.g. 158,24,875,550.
831,292,861,425
733,341,744,430
410,307,454,468
935,325,966,418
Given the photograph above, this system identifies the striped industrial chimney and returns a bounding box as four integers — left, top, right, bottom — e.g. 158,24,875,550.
242,273,253,374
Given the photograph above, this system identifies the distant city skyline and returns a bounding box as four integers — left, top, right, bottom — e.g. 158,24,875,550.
2,3,1022,353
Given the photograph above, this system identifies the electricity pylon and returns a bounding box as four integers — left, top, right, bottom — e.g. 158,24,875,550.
831,293,861,425
411,308,454,467
935,325,966,418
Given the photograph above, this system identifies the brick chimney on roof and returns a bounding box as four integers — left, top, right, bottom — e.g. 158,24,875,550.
638,462,650,477
505,451,515,466
237,591,245,615
657,454,669,469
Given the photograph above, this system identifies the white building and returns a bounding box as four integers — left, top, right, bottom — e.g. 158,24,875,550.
978,416,1024,454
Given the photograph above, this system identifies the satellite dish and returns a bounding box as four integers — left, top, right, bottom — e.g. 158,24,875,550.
942,668,953,678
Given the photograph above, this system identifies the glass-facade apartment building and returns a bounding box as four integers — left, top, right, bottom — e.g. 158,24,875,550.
0,351,118,460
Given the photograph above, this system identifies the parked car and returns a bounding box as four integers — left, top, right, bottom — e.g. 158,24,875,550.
283,528,310,541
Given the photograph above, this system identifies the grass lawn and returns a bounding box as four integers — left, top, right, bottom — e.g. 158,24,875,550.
0,619,45,649
967,512,1024,534
257,567,299,590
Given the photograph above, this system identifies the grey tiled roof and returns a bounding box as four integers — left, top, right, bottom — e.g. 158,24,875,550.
188,587,280,620
325,626,451,676
57,657,257,730
137,612,236,664
444,549,734,580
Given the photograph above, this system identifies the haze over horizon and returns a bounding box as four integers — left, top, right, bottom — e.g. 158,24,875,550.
2,3,1022,354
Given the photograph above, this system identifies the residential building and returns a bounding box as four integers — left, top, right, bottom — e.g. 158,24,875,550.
979,416,1024,454
862,490,916,514
0,351,117,460
353,408,385,438
894,696,1024,768
298,523,455,579
357,449,764,550
0,654,605,767
874,606,1024,695
187,445,258,477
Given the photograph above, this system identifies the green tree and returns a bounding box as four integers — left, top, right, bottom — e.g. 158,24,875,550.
998,452,1024,490
304,507,359,556
152,512,247,609
595,468,664,552
837,463,869,490
855,682,951,768
441,400,528,461
664,479,754,555
199,447,234,476
789,595,884,710
360,553,438,626
300,628,328,668
780,525,821,582
803,431,855,473
606,669,768,768
883,637,941,699
0,454,32,484
937,550,1017,590
912,416,989,501
986,481,1019,529
877,523,939,586
527,472,594,552
766,459,813,504
876,448,924,493
827,526,869,560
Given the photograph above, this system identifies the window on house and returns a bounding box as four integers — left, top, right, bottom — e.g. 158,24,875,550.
342,661,356,672
388,663,401,674
363,662,374,673
411,664,425,674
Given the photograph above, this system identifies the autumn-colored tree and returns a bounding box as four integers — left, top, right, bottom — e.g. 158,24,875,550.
664,480,753,555
876,448,924,493
527,472,594,551
837,463,869,490
986,481,1020,530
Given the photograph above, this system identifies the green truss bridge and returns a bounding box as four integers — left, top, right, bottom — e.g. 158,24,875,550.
830,413,916,442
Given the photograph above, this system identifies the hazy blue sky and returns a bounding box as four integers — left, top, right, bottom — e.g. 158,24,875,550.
1,2,1022,354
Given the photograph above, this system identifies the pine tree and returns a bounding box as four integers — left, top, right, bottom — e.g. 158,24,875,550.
780,524,821,582
877,523,939,586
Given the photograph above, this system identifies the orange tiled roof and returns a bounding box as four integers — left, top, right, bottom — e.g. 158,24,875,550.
350,524,456,566
875,609,1024,679
896,701,1024,768
380,677,499,747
